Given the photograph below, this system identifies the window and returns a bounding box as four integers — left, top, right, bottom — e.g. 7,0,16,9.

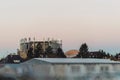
100,66,109,73
14,60,20,63
86,65,95,73
71,65,80,73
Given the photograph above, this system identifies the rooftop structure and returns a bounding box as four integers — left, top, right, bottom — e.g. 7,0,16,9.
24,58,120,64
18,38,62,59
20,58,120,80
20,38,62,53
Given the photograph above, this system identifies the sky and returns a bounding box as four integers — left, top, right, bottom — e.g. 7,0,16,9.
0,0,120,58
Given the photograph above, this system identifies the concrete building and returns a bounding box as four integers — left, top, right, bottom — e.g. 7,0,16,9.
18,38,62,59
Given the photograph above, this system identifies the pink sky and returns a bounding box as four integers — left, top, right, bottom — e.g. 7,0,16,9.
0,0,120,58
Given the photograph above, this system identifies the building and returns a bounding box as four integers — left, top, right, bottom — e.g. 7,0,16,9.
19,58,120,80
18,38,62,59
5,54,23,63
89,51,107,58
65,50,79,58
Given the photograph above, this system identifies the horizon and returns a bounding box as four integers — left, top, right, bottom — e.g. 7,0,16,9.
1,0,120,58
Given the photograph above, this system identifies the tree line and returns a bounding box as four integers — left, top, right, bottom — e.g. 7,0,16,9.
77,43,120,61
22,42,120,61
1,43,120,63
27,43,66,59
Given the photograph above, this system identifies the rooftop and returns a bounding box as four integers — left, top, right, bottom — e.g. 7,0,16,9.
22,58,120,64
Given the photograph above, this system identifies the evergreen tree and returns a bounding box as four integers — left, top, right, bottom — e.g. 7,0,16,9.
79,43,88,53
78,43,89,58
57,47,66,58
106,53,110,59
27,46,33,59
35,43,43,58
99,50,107,59
46,46,53,54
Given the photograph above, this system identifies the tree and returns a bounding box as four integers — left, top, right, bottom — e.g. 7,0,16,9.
78,43,89,58
106,53,110,59
98,50,107,59
27,46,33,59
6,54,13,63
46,46,53,54
57,47,66,58
79,43,88,53
35,43,43,58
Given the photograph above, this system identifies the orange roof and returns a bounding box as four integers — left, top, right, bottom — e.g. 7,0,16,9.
65,50,79,58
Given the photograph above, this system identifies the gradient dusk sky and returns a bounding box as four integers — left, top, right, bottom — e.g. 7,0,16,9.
0,0,120,58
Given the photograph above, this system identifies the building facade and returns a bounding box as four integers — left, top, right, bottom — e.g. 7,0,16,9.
19,58,120,80
18,38,62,59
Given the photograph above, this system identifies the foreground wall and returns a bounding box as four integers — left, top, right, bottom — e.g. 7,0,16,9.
18,63,120,80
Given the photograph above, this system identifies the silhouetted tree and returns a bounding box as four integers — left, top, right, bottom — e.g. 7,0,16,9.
27,46,33,59
114,53,120,60
57,47,66,58
35,43,43,58
0,58,5,63
78,43,89,58
6,55,13,63
80,43,88,53
106,53,110,59
111,55,115,60
46,46,53,54
99,50,107,59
